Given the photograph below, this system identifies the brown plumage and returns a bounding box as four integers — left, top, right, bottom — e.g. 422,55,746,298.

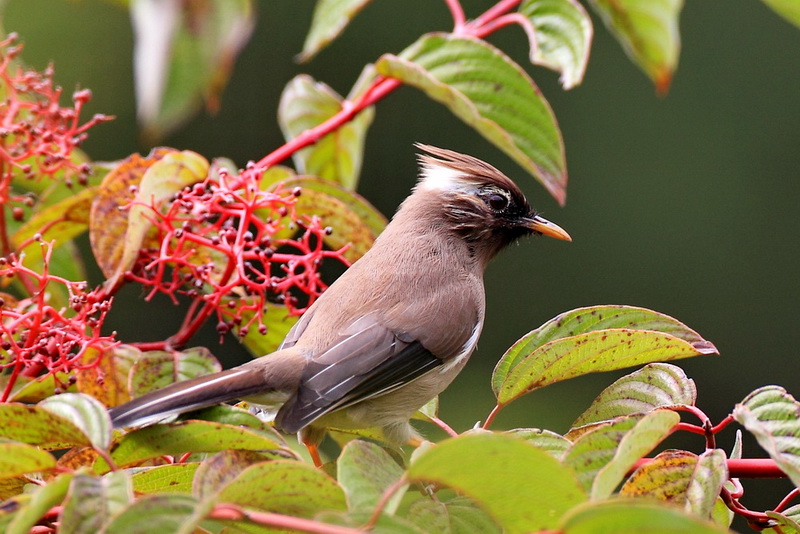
109,144,570,453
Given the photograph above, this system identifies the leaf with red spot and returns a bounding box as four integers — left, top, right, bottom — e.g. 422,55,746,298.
492,305,717,406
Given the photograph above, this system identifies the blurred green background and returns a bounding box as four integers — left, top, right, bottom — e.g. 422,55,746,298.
3,0,799,476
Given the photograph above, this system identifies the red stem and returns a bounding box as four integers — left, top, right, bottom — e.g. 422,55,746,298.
254,77,401,172
444,0,466,30
632,458,787,479
209,505,362,534
482,403,503,430
774,488,800,513
428,415,459,437
466,0,523,31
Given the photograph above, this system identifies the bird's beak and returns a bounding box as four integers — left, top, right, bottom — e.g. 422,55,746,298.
527,215,572,242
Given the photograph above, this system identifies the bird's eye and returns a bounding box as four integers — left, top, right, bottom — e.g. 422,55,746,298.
486,193,509,211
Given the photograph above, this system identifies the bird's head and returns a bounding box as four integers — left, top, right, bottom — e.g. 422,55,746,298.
413,144,571,259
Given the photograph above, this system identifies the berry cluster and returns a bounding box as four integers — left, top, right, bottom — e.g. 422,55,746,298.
127,164,350,344
0,242,116,401
0,34,110,210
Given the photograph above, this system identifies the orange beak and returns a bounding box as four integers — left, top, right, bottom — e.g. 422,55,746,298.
528,215,572,242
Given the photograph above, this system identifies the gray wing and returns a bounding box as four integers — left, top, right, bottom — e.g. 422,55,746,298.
279,305,316,350
275,316,441,434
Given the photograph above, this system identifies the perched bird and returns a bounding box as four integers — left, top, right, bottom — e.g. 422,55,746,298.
109,144,571,462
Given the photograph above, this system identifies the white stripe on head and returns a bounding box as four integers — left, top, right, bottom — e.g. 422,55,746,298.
417,162,475,193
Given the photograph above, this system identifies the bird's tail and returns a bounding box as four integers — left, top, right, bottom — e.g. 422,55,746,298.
109,366,270,428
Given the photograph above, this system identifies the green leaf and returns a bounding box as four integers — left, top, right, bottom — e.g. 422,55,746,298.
128,347,222,398
621,448,728,519
621,449,698,499
89,148,173,282
4,473,74,534
733,385,800,488
192,449,268,499
0,442,56,479
0,403,89,449
506,428,571,459
278,75,374,189
77,345,140,408
131,0,255,140
586,0,683,92
59,472,133,534
99,420,282,471
40,393,112,451
759,0,800,28
563,410,679,499
239,303,299,357
93,149,209,292
216,460,347,516
572,363,696,427
403,497,450,532
11,187,95,268
337,440,405,513
178,404,280,435
492,305,717,405
269,176,387,261
6,372,70,403
407,433,586,533
376,33,567,205
766,504,800,533
131,464,198,495
518,0,593,89
412,396,440,422
298,0,373,62
102,494,210,534
559,499,730,533
446,496,502,534
686,449,728,519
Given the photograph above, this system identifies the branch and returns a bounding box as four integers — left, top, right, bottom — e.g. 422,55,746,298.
633,458,787,479
209,504,362,534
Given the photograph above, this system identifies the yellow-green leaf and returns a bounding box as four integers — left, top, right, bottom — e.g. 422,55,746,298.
493,305,717,405
559,499,731,533
39,393,112,451
269,176,386,261
407,433,586,533
572,363,696,427
89,148,174,284
587,0,683,92
337,440,405,513
519,0,593,89
93,149,209,292
0,403,90,450
239,304,300,358
192,449,267,499
4,473,74,534
733,385,800,488
131,464,198,495
376,33,567,204
100,420,282,471
128,347,222,398
563,410,679,499
76,345,140,408
278,75,374,189
11,187,95,268
59,472,133,534
216,460,347,516
0,442,56,479
298,0,373,62
102,494,210,534
759,0,800,28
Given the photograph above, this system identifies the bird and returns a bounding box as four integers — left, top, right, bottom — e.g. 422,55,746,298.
109,144,571,464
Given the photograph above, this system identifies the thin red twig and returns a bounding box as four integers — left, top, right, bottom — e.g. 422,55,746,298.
210,504,362,534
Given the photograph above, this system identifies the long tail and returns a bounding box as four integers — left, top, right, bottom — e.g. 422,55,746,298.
109,367,270,428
